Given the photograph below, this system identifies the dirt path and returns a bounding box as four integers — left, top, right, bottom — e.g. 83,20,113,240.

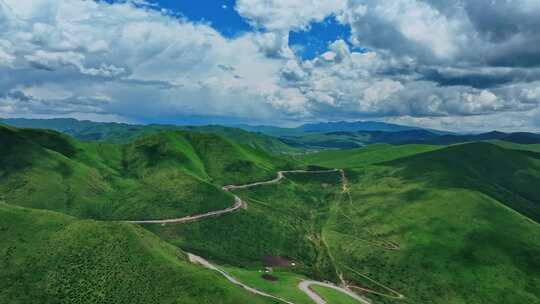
222,169,339,191
189,252,370,304
126,196,244,224
188,253,295,304
126,169,338,224
298,281,371,304
126,168,373,304
342,265,405,300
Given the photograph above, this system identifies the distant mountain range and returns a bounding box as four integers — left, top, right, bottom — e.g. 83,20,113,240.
298,121,419,132
0,118,299,154
2,118,540,151
233,120,450,136
280,129,540,149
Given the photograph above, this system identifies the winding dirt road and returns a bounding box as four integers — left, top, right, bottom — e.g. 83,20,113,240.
298,281,371,304
126,196,244,224
222,169,340,191
188,253,295,304
127,169,339,224
127,168,372,304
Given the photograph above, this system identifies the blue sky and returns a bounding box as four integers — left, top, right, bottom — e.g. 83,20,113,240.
1,0,540,131
147,0,252,37
136,0,353,60
289,16,357,60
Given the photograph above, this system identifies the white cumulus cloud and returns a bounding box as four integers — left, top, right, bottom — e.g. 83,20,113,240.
0,0,539,131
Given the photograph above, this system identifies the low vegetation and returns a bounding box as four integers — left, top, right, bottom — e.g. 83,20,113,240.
298,143,443,168
0,125,292,220
1,118,301,154
309,286,359,304
1,124,540,304
223,266,314,304
321,143,540,303
0,203,274,304
148,171,342,281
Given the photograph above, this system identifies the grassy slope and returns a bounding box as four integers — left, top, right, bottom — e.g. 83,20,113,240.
88,124,300,155
387,142,540,222
0,203,274,304
0,118,300,154
148,172,342,281
489,140,540,153
298,143,443,168
0,126,291,220
281,132,370,149
179,131,294,185
3,123,539,303
222,266,361,304
0,126,109,217
155,142,540,303
322,143,540,303
310,286,359,304
144,142,540,303
282,129,540,149
182,125,301,154
223,267,314,304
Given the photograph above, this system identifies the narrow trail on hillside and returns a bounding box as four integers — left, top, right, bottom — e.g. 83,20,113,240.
188,253,295,304
125,168,401,304
298,281,371,304
326,173,405,301
329,170,401,251
125,196,244,224
126,169,338,224
342,265,405,300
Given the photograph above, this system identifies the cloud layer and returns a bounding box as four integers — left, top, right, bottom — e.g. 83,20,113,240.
0,0,291,123
0,0,539,131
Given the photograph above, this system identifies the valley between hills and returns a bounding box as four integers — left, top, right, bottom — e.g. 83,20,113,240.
1,120,539,304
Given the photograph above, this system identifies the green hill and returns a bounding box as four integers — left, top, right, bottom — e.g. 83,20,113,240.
147,171,343,281
121,130,291,185
154,142,540,303
0,203,273,304
321,143,540,303
0,118,300,154
0,125,293,220
489,140,540,153
135,143,540,304
387,142,540,222
2,124,539,304
298,143,443,168
182,125,301,154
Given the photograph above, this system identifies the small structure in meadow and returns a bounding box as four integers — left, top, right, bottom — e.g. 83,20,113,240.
262,255,291,268
261,274,278,281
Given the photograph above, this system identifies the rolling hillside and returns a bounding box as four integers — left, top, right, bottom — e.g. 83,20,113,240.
234,120,431,136
6,118,539,153
298,144,444,168
147,170,344,280
1,124,539,304
490,140,540,153
0,118,299,154
0,203,273,304
303,142,540,303
386,142,540,222
282,130,540,150
160,142,539,303
0,125,293,220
